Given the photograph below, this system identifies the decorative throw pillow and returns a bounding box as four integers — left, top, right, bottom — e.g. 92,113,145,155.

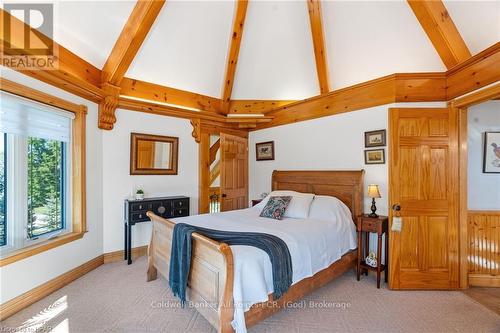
259,196,292,220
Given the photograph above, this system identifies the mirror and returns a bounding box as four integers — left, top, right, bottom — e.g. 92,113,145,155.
130,133,178,175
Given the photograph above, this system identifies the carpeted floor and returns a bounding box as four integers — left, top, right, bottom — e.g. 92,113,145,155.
2,256,499,333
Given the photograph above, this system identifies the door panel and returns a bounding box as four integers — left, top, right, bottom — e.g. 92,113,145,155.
220,134,248,212
389,107,459,289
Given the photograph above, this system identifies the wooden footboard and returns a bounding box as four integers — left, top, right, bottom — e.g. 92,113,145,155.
146,212,235,333
147,212,357,333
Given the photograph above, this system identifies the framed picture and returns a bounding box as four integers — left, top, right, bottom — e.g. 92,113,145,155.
365,130,386,147
256,141,275,161
483,132,500,173
365,149,385,164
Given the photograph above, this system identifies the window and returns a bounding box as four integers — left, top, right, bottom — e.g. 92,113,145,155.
0,83,86,265
27,137,67,238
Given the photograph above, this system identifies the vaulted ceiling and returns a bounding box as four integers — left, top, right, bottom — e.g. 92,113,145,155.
50,0,498,100
1,0,499,132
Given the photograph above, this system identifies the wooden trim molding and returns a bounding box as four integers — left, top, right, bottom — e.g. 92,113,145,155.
408,0,471,69
453,82,500,108
468,274,500,288
103,245,148,264
227,99,296,114
221,0,248,113
446,42,500,99
0,255,104,321
452,83,500,289
0,9,104,102
254,73,447,130
0,79,87,267
307,0,330,94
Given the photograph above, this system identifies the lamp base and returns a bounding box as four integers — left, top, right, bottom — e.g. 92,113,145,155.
369,198,378,218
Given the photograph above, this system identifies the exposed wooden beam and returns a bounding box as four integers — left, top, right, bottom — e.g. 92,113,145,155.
408,0,471,69
101,0,165,86
120,77,222,113
446,42,500,99
254,72,447,130
221,0,248,114
98,0,165,129
253,41,500,130
209,139,220,165
307,0,330,93
118,97,227,122
209,160,220,185
228,99,296,114
0,9,103,102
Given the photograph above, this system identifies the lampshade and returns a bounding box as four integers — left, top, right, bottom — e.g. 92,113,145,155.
367,184,381,198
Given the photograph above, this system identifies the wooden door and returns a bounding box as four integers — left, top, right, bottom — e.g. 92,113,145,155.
220,133,248,211
389,107,459,289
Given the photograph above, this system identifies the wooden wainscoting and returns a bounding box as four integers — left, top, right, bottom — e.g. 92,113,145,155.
468,211,500,287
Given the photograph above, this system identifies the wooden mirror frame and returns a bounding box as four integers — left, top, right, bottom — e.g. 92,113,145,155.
130,132,179,175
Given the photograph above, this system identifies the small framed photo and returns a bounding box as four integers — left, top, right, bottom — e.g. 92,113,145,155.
365,149,385,164
483,132,500,173
256,141,275,161
365,130,386,147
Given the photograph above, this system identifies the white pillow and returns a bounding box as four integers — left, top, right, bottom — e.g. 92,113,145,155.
308,195,357,253
308,195,354,224
257,190,315,219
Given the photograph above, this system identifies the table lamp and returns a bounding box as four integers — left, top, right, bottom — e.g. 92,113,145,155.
367,184,381,218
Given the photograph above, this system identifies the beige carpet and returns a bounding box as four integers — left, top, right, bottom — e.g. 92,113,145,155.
2,256,499,333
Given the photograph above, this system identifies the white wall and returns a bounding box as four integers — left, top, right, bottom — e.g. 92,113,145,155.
249,101,445,260
249,101,447,214
0,70,201,303
468,101,500,210
0,68,104,304
250,105,389,215
102,110,198,253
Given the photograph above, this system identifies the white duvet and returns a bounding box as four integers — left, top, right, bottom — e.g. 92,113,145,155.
170,200,357,333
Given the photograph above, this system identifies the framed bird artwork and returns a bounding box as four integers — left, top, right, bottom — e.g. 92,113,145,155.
484,132,500,173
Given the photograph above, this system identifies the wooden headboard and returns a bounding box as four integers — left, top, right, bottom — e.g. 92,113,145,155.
271,170,365,219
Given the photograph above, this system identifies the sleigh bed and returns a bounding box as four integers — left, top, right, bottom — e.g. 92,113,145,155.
146,170,364,332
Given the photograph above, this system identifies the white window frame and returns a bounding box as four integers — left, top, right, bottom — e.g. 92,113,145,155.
0,79,87,268
1,130,72,256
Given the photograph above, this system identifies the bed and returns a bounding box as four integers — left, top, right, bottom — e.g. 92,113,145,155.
146,170,364,332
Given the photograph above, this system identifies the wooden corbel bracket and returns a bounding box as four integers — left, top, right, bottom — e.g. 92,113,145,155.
98,83,121,130
190,118,201,143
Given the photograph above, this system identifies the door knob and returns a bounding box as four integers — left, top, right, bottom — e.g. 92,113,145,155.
392,204,401,211
221,194,227,198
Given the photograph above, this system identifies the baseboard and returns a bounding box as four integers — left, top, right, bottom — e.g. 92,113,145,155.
469,274,500,287
0,245,149,321
103,245,148,263
0,255,104,321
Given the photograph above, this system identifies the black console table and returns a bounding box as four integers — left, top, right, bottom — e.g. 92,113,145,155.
124,196,189,264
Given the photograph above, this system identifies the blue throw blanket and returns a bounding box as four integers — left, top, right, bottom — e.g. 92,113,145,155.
169,223,293,305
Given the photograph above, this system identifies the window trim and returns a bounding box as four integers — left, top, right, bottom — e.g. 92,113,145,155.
0,78,87,267
0,133,6,247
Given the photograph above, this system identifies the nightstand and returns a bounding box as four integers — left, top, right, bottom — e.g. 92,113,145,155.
356,214,389,288
251,199,262,207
